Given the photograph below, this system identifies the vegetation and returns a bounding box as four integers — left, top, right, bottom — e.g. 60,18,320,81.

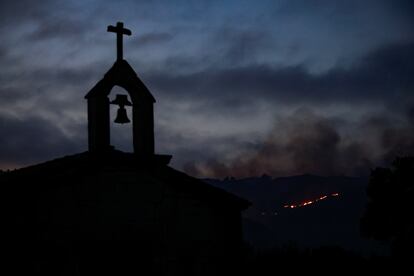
361,156,414,260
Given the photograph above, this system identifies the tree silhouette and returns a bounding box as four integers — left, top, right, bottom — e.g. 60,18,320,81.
361,156,414,258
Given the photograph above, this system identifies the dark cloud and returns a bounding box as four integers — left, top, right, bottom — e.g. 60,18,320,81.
155,123,249,167
0,64,104,123
29,66,102,87
0,45,6,58
131,32,174,47
0,0,50,23
183,109,368,178
0,85,27,105
0,0,413,177
28,18,92,41
184,108,414,178
383,0,414,23
0,113,85,167
212,28,273,66
146,42,414,113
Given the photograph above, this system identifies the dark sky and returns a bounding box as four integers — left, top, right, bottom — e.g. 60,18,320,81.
0,0,413,178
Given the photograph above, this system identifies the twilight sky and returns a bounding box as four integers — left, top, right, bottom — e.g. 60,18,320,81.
0,0,413,178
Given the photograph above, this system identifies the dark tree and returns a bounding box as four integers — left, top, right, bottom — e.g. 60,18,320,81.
361,157,414,258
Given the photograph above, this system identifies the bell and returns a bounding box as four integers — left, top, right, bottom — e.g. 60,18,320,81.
110,94,132,106
111,94,132,124
114,106,130,124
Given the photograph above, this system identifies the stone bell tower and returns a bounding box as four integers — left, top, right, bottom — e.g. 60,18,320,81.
85,22,155,156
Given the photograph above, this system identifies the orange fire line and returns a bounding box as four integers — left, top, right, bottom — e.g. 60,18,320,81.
283,193,340,209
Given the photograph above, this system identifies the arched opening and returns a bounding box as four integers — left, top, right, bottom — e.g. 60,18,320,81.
109,86,133,152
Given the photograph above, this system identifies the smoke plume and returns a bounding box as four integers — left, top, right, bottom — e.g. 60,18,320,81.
184,108,414,178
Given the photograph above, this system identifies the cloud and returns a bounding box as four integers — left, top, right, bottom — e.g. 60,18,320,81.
0,0,50,23
147,42,414,112
0,0,413,176
0,112,85,168
28,18,92,41
3,40,412,176
131,32,174,47
184,108,414,178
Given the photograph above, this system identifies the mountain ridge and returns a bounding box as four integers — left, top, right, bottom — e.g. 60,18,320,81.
203,174,389,255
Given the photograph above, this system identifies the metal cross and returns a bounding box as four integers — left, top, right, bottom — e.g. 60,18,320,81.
107,22,132,61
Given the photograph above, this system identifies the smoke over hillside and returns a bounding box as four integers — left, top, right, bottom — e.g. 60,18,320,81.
185,108,414,178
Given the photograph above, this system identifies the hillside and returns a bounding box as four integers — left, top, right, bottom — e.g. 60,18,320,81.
205,174,389,254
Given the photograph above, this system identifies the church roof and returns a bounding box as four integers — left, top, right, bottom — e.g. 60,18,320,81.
85,59,156,103
2,150,250,210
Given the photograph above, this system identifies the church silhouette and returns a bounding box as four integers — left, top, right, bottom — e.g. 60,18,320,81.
2,22,250,275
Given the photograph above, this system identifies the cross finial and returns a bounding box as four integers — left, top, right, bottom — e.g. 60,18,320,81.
107,22,132,61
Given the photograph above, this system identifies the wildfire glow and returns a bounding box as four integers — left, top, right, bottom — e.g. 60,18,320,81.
283,193,340,209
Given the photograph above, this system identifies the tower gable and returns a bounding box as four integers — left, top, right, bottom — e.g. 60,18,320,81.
85,59,155,155
85,59,155,103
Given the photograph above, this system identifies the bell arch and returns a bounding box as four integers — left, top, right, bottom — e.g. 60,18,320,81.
109,86,133,152
85,60,155,156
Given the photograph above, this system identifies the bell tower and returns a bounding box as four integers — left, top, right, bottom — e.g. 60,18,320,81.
85,22,156,156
